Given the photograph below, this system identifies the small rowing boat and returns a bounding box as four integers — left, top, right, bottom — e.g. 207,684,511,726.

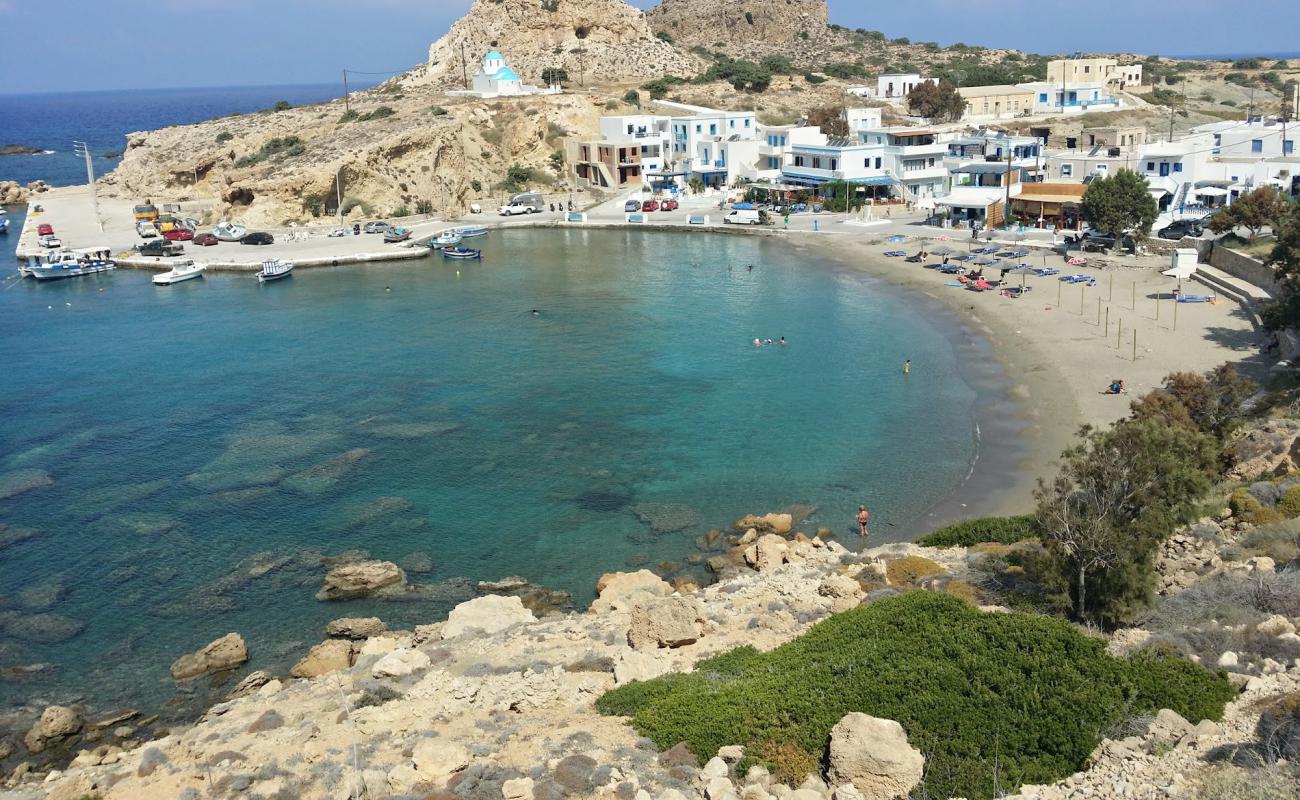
431,230,462,248
152,259,206,285
454,225,488,238
441,246,481,260
257,258,294,282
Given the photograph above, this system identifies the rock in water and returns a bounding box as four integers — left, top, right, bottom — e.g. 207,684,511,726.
733,512,794,535
24,705,82,753
170,632,249,680
325,617,388,639
316,560,408,600
825,713,924,799
0,469,53,501
442,595,535,638
743,534,790,572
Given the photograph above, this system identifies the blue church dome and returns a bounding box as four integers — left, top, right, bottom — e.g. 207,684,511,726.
493,67,520,81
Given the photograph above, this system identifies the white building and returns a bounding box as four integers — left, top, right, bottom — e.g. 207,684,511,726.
877,73,934,100
1138,118,1300,213
858,127,950,199
599,115,673,177
1020,82,1119,115
753,123,828,179
845,108,883,134
658,102,761,187
777,126,949,201
448,51,561,99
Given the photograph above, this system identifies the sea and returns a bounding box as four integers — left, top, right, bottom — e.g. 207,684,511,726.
0,86,1005,725
0,83,368,189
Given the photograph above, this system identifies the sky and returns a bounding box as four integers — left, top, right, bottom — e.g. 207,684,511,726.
0,0,1297,94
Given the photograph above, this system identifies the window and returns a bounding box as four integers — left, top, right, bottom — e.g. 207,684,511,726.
794,155,805,167
1147,162,1155,171
1285,140,1295,155
709,124,717,135
875,157,882,169
1252,139,1263,153
744,119,751,128
1039,93,1048,103
729,120,735,129
864,158,872,168
830,159,838,171
812,157,822,169
695,124,702,134
1061,164,1074,177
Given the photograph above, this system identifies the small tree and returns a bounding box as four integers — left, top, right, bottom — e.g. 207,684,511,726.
760,55,793,75
1130,364,1256,441
907,80,966,122
1207,185,1287,242
805,106,849,138
273,100,292,112
541,67,568,86
1036,420,1218,624
1260,204,1300,330
1081,169,1158,242
623,89,641,108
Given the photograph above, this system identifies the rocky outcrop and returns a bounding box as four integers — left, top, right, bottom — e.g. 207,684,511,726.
591,569,674,612
648,0,829,51
169,632,249,680
628,596,703,650
825,713,925,800
744,533,790,572
734,512,794,535
290,638,354,678
442,594,536,638
0,179,49,205
316,560,407,601
23,706,82,754
1228,418,1300,478
426,0,698,87
325,617,388,640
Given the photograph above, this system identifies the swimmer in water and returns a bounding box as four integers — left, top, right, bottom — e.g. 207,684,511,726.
747,264,753,271
753,338,762,347
766,338,773,345
903,359,911,374
531,309,540,316
779,336,786,346
385,286,391,292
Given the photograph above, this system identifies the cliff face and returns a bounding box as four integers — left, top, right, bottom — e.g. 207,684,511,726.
647,0,830,51
426,0,699,87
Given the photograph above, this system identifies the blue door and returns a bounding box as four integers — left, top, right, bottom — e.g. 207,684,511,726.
1159,162,1170,177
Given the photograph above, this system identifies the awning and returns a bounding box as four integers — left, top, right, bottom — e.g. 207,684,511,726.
1148,188,1170,199
847,175,897,186
1195,187,1229,197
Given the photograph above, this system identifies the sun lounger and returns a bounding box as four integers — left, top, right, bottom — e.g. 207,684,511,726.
1034,267,1060,276
904,253,926,262
884,250,907,257
937,265,962,274
1175,293,1214,303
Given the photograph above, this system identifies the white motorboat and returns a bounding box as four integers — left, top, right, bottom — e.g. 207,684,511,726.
455,225,489,238
257,258,294,283
152,259,206,285
431,230,462,248
25,248,115,281
213,222,247,242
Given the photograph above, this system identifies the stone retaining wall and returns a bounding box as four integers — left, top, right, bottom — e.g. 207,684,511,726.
1208,244,1278,295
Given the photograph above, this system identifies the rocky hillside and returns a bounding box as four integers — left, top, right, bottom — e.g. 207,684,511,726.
426,0,698,88
99,85,610,227
647,0,829,49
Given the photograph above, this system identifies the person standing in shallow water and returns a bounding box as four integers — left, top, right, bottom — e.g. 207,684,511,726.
857,505,870,544
903,359,911,375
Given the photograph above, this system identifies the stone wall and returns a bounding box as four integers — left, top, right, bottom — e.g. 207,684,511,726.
1209,244,1278,295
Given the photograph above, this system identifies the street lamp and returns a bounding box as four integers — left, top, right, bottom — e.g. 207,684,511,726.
72,140,103,232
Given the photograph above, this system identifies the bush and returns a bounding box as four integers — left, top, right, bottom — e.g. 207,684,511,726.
430,106,448,116
1230,487,1285,525
1257,691,1300,763
273,100,292,112
215,132,234,144
803,73,826,85
339,109,359,123
1278,486,1300,519
355,686,403,708
1195,764,1300,799
598,593,1232,800
884,555,945,587
1240,520,1300,564
622,89,641,107
917,515,1040,547
359,106,395,121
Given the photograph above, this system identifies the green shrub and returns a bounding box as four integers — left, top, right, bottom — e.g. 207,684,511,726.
597,593,1233,800
917,514,1040,547
355,685,403,708
215,132,234,144
803,73,827,85
339,109,359,123
884,555,945,587
1278,486,1300,518
430,106,448,116
358,106,396,122
273,100,292,112
1231,487,1285,524
622,89,641,108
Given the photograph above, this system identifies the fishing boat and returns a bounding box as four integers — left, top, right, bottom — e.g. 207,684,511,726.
430,230,462,249
383,226,412,244
454,225,489,238
24,248,115,281
152,259,206,285
213,222,247,242
441,246,481,260
256,258,294,283
0,218,9,235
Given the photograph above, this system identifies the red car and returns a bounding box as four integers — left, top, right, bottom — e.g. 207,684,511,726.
193,232,219,246
163,228,194,241
37,223,54,236
662,198,679,211
642,199,658,212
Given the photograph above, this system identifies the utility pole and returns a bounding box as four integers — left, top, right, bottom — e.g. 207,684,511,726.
342,70,351,115
1168,106,1174,143
72,140,102,232
335,168,344,223
1003,144,1013,230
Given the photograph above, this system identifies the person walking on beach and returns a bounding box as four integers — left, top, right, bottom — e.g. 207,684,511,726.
856,505,870,544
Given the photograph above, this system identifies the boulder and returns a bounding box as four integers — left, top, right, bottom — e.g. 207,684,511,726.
1146,708,1192,742
412,738,470,778
1246,556,1277,573
316,560,407,600
371,648,432,679
1217,651,1239,668
503,777,535,800
290,638,354,678
325,617,388,639
629,596,703,650
1257,614,1297,637
614,650,670,684
442,594,535,638
818,574,865,613
1229,419,1300,479
226,670,273,700
733,513,793,535
24,706,82,753
743,534,789,572
592,569,673,613
718,745,745,764
825,713,924,800
169,632,249,680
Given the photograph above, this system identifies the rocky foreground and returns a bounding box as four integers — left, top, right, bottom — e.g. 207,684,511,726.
5,510,1298,800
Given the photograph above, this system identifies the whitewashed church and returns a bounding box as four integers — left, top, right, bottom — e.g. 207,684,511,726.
449,51,561,99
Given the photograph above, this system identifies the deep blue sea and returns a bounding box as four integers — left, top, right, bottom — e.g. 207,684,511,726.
0,228,991,718
0,83,370,188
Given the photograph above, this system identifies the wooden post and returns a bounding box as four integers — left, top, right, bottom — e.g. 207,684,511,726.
1118,318,1123,349
1132,329,1138,362
1057,280,1061,307
1173,295,1178,331
1081,285,1086,315
1131,280,1136,311
1104,306,1109,337
1109,273,1113,303
1156,292,1160,320
1097,297,1102,325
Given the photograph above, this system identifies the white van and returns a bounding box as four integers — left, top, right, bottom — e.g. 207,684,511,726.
723,209,761,225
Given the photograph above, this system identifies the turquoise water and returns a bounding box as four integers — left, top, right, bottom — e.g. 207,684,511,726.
0,229,984,714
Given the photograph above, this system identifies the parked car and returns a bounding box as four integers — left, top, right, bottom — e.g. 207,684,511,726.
1158,219,1204,240
362,221,391,234
136,239,184,256
136,221,158,238
193,232,219,246
642,199,658,212
240,232,274,245
1081,230,1117,250
39,234,62,248
36,223,54,236
723,209,762,225
662,198,679,211
498,202,539,216
163,228,194,241
623,199,642,213
328,227,349,238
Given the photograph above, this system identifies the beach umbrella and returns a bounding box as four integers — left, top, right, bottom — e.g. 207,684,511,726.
974,256,997,266
931,245,956,256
